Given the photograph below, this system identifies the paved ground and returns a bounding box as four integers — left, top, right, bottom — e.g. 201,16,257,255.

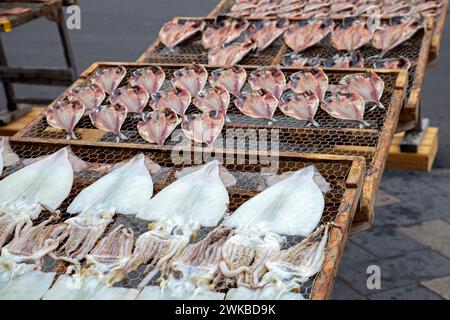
1,0,449,300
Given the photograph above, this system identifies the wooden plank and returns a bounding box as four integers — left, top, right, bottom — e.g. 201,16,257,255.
0,107,43,136
387,127,439,172
428,0,449,66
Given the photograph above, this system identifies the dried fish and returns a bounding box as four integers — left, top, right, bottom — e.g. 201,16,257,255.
339,71,385,109
234,89,278,122
89,104,128,142
90,66,126,95
129,66,166,94
332,17,374,52
109,85,149,116
193,85,230,120
159,19,205,50
282,54,321,68
149,87,192,116
373,56,411,70
181,111,225,146
202,16,249,49
321,92,368,126
45,100,85,140
209,66,247,96
172,64,208,97
248,66,286,100
323,52,365,68
247,18,289,52
279,90,320,126
138,108,181,146
67,83,105,112
283,19,334,53
208,41,257,66
288,68,329,102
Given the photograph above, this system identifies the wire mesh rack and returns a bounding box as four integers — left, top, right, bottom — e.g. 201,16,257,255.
2,139,366,299
12,62,408,233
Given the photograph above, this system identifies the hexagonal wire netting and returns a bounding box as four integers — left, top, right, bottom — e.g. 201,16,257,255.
2,141,358,298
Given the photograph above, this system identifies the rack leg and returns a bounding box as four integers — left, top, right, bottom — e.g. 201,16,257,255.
0,34,17,112
400,101,429,153
56,7,77,79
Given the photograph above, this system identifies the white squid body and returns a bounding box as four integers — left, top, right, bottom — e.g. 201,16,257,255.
225,166,324,237
226,285,305,300
0,138,20,171
0,267,56,300
137,279,225,300
137,160,229,231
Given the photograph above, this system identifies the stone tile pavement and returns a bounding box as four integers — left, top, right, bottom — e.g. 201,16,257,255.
332,169,450,300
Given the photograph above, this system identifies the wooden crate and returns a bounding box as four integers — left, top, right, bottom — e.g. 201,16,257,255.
3,139,366,300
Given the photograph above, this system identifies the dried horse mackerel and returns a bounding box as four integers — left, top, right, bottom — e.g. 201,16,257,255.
279,90,320,126
45,100,85,140
322,92,368,127
181,111,226,146
89,104,128,142
332,17,375,52
202,16,249,49
109,85,149,116
283,18,334,53
208,41,257,66
149,87,192,116
288,68,329,102
323,52,365,68
89,66,126,95
247,18,289,52
209,66,248,96
129,66,166,94
67,83,105,112
159,19,205,50
282,54,321,68
138,108,181,146
171,64,208,97
193,85,231,116
339,71,385,110
248,66,286,100
234,89,279,123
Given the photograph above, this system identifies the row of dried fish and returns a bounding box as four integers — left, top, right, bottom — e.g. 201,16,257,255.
226,0,444,19
159,15,424,64
0,145,331,300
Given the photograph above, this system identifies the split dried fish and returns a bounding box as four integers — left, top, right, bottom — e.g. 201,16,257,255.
138,108,181,146
149,87,192,116
339,71,385,109
202,16,249,49
67,83,105,112
172,64,208,97
159,19,205,50
288,68,329,102
129,66,166,95
193,85,230,116
282,54,321,68
109,85,149,116
208,41,257,66
323,52,365,68
321,92,368,126
332,18,374,52
90,66,126,95
89,104,128,142
248,66,286,100
279,91,320,126
45,100,85,140
181,111,225,146
283,19,334,53
234,89,278,122
209,66,247,96
373,56,411,70
247,18,289,52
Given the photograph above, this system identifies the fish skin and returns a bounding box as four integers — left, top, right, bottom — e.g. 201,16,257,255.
332,19,374,52
159,19,205,50
288,68,329,102
279,91,320,126
209,66,247,96
208,41,257,66
321,92,366,123
234,89,279,121
149,87,191,116
109,85,149,115
193,85,231,115
282,54,321,68
181,111,225,146
283,18,334,53
247,18,289,52
129,66,166,95
323,52,365,68
90,66,126,95
373,56,411,70
172,64,208,97
248,66,286,100
138,108,180,146
67,83,105,112
202,16,249,49
339,71,385,109
89,104,128,141
45,100,85,140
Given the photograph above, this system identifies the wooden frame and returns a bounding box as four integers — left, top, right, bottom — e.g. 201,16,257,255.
5,138,366,300
428,0,449,66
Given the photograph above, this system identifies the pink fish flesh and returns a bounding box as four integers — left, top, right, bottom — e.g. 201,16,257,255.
89,104,128,141
149,87,192,116
283,18,334,53
323,52,365,68
202,16,249,49
159,19,205,50
110,85,149,115
373,57,411,70
208,41,257,66
45,100,85,140
129,66,166,94
339,71,385,109
282,54,321,68
279,90,320,126
288,68,329,102
321,92,367,126
234,89,278,122
193,85,231,115
90,66,126,95
332,18,374,52
247,18,289,52
172,64,208,97
67,83,105,112
248,66,286,100
209,65,247,96
138,108,180,146
182,111,225,146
